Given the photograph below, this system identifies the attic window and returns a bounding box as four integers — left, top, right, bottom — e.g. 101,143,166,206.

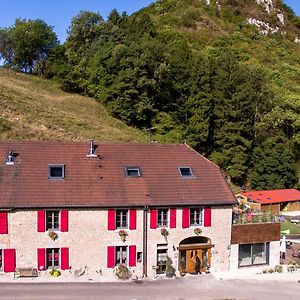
49,165,65,179
125,167,141,178
6,150,15,165
179,167,193,177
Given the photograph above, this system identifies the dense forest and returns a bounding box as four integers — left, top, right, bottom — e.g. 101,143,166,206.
0,0,300,190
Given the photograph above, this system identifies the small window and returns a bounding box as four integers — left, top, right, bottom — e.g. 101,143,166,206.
0,249,2,270
115,246,127,266
190,208,203,226
46,248,60,269
156,244,168,274
116,209,128,229
49,165,64,179
46,211,60,230
179,167,193,177
125,167,141,178
157,209,169,227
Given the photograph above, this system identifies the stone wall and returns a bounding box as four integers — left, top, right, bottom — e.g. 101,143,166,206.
0,206,233,279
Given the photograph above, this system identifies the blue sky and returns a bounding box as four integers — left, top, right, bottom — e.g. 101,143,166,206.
0,0,299,43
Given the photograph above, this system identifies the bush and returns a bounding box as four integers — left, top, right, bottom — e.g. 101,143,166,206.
274,265,283,273
50,269,61,277
166,257,176,277
115,264,131,280
268,268,274,273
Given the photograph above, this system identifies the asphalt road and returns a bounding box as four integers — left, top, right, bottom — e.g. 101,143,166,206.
0,275,299,300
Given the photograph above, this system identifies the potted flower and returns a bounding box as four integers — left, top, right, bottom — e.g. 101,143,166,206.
118,230,128,242
160,228,169,241
194,228,202,236
48,231,58,241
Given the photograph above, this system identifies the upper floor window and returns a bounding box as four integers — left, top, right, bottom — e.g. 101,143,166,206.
46,211,59,230
115,246,127,265
49,165,64,179
190,208,203,226
125,167,141,178
179,167,193,177
46,248,59,269
116,209,128,229
157,209,168,227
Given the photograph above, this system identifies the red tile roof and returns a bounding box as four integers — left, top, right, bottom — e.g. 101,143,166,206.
0,142,237,209
241,189,300,204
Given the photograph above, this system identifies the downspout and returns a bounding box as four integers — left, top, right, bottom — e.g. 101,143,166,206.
143,206,148,277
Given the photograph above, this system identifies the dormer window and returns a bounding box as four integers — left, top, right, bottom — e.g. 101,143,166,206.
125,167,141,178
6,150,15,165
49,165,65,179
179,167,193,177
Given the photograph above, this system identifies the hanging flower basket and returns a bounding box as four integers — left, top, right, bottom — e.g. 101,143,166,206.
161,228,169,241
194,228,202,236
118,230,128,242
48,231,58,241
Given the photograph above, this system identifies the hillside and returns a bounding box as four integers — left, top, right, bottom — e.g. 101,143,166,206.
0,68,145,142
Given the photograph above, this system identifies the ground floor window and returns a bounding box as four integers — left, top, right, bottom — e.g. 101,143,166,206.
238,243,269,267
156,244,168,274
46,248,60,269
0,249,2,270
115,246,127,265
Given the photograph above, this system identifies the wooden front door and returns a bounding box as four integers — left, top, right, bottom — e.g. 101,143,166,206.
180,248,211,273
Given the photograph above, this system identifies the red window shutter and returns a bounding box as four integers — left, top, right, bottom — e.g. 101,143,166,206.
129,209,137,230
37,210,45,232
107,209,116,231
37,248,46,271
3,249,16,272
0,212,8,234
60,210,69,232
170,208,176,228
129,245,137,267
107,246,115,268
61,247,69,270
150,209,157,229
204,207,212,227
182,208,190,228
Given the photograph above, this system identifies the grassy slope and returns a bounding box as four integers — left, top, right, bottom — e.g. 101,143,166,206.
0,68,146,142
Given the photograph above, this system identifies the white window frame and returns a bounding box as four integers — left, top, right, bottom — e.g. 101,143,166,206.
115,246,128,266
46,210,60,231
116,209,128,229
190,207,203,226
125,167,141,178
46,248,60,269
157,209,169,227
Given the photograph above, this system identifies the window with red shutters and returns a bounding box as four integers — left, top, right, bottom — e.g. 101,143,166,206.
3,249,15,273
37,210,45,232
182,208,190,228
107,246,115,268
0,212,8,234
60,210,69,232
61,247,69,270
129,209,137,230
150,209,157,229
169,208,176,228
204,207,212,227
37,248,46,271
129,245,136,267
107,209,116,231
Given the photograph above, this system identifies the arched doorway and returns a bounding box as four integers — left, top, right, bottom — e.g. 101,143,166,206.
178,236,213,274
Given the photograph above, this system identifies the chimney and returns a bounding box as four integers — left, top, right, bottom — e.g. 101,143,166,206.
86,140,97,157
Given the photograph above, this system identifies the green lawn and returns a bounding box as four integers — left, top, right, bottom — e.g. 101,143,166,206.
281,220,300,235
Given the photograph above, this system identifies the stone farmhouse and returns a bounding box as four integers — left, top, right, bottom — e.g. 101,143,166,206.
0,141,280,279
